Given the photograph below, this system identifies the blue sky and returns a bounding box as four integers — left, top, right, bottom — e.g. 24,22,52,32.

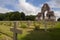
0,0,60,11
0,0,51,11
26,0,50,7
0,0,60,18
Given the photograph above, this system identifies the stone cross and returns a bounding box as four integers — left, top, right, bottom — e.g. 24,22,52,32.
10,21,22,40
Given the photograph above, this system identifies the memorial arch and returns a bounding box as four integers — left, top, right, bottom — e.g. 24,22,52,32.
36,3,56,21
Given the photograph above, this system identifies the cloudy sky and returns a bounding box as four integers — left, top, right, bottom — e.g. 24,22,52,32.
0,0,60,19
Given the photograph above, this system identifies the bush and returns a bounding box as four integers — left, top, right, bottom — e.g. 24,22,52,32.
0,33,1,35
7,23,12,26
57,18,60,21
0,22,3,25
20,24,27,28
34,26,40,30
34,24,40,30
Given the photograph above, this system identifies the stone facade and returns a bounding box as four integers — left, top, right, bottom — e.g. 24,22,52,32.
36,3,55,21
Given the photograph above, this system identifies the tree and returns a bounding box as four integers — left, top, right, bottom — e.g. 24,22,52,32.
0,13,5,21
4,12,11,20
25,15,36,21
20,12,25,20
57,18,60,21
0,11,36,21
9,11,21,21
4,11,21,21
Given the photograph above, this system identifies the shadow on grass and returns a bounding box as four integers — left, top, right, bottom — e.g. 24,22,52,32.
17,28,60,40
47,28,60,40
19,28,60,40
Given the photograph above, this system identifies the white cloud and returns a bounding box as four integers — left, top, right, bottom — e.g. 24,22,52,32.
54,11,60,18
53,11,60,21
0,7,13,13
19,0,41,15
55,11,60,16
45,0,60,20
54,0,60,7
46,0,60,8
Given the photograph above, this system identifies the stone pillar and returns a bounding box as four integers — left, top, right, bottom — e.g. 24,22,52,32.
13,21,18,40
10,21,22,40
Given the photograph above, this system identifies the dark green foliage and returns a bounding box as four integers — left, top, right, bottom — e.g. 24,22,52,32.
57,18,60,21
0,13,5,21
9,11,21,21
0,11,36,21
25,15,36,21
20,12,25,20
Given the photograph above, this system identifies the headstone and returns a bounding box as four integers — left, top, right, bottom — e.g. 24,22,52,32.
10,21,22,40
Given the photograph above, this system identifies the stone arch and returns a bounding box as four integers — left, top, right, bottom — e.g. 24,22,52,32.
36,3,56,21
41,3,50,12
41,3,50,19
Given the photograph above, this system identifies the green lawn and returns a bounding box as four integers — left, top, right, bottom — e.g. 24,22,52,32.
17,28,60,40
0,21,60,40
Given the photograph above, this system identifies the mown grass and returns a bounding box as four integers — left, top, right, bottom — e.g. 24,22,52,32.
0,21,13,40
18,28,60,40
18,21,60,40
0,21,60,40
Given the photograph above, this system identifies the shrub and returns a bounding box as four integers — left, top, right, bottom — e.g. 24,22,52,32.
0,22,3,25
34,24,40,30
0,33,1,35
20,24,27,28
7,23,12,26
